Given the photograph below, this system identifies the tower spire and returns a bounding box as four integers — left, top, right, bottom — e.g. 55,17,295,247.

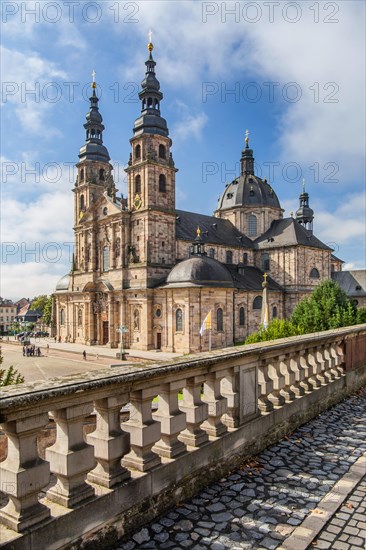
78,70,110,162
296,179,314,232
240,129,254,175
132,36,169,137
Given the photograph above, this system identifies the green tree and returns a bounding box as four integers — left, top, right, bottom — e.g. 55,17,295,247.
243,279,362,345
30,294,49,313
0,348,24,386
42,297,52,326
357,307,366,324
245,319,301,344
291,279,355,333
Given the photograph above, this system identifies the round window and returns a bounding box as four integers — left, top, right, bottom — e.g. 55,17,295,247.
155,308,162,318
103,207,108,215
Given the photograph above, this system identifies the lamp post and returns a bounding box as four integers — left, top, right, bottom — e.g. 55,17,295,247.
117,325,128,360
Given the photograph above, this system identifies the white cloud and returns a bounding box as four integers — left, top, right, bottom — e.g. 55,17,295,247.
1,46,67,134
1,262,67,301
171,100,208,143
109,1,365,187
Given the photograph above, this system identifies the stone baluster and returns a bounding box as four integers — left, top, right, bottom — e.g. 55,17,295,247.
298,350,312,393
316,346,331,384
46,404,95,507
201,373,227,437
122,388,161,472
221,370,240,428
152,381,187,458
86,395,131,488
0,413,50,532
330,341,345,377
267,359,285,406
289,354,305,397
258,361,274,412
307,348,322,388
278,354,296,401
178,376,208,447
322,345,337,381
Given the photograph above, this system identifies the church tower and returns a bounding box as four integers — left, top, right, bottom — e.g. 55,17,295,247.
125,38,178,286
296,180,314,233
73,73,116,272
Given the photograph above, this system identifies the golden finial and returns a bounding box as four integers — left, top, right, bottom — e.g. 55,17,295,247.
262,272,268,288
91,69,97,89
148,30,154,52
197,226,201,237
245,129,249,146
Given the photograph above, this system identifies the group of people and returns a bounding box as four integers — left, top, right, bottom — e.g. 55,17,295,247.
22,345,41,357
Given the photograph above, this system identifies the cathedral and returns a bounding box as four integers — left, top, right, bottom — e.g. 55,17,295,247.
54,40,343,353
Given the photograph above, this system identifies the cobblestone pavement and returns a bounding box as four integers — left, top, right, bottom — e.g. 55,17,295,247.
312,475,366,550
115,389,366,550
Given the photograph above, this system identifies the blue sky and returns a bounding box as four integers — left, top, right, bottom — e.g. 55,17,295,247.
1,0,365,300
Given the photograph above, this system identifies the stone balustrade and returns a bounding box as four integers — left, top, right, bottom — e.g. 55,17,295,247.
0,325,365,549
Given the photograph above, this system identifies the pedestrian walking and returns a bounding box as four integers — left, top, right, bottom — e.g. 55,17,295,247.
22,346,25,356
37,347,41,357
46,344,49,354
83,350,86,360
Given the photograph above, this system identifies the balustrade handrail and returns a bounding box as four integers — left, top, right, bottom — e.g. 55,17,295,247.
1,324,365,417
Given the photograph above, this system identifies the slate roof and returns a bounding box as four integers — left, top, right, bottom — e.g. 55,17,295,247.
164,256,234,288
226,265,284,292
216,173,281,211
254,218,332,251
175,210,253,248
331,270,366,297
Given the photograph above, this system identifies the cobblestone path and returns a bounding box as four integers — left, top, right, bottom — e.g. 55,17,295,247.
115,390,366,550
312,474,366,549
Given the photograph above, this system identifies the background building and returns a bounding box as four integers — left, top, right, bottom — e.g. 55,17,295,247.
0,299,17,334
53,42,348,353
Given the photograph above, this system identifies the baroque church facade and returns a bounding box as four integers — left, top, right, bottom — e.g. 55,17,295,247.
54,41,343,353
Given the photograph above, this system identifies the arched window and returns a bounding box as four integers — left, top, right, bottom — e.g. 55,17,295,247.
261,252,270,272
159,174,166,193
99,168,105,181
80,169,84,181
103,246,110,272
176,308,183,332
226,250,233,264
135,144,141,159
217,308,224,332
60,309,65,325
147,97,153,108
272,306,278,318
243,252,248,265
253,296,262,310
159,144,166,159
135,175,141,194
78,308,83,326
310,268,320,279
80,194,85,211
248,214,257,237
209,248,215,258
239,307,245,326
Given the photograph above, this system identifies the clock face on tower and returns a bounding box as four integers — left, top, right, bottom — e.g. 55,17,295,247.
133,193,142,211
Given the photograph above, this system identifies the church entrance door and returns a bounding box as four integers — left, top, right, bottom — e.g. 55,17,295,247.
102,321,109,345
157,333,162,350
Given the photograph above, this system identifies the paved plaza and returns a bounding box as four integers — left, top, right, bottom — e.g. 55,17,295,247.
0,339,180,383
115,390,366,550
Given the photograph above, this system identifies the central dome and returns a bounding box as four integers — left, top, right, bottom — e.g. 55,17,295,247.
217,173,281,211
165,256,234,288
